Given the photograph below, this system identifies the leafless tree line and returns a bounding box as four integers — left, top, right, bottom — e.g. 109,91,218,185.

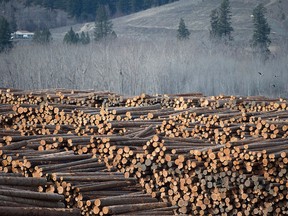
0,0,76,31
0,38,287,97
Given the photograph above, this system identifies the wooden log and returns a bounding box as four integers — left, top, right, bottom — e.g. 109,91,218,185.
102,202,170,215
0,176,47,186
0,195,65,208
76,180,136,192
0,207,81,216
0,189,64,201
36,157,98,173
0,200,35,207
94,196,158,207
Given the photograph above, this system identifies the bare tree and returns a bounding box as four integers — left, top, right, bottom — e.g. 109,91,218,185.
0,38,287,97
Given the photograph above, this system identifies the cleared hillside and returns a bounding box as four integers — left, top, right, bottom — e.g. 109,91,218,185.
112,0,288,41
52,0,288,42
113,0,287,39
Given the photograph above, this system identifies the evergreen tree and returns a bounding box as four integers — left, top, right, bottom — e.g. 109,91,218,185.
177,18,190,40
210,9,219,38
33,27,52,44
218,0,233,39
117,0,132,14
43,0,55,9
67,0,83,18
131,0,144,12
85,32,90,44
251,4,271,55
53,0,67,10
9,14,17,33
94,5,117,42
80,31,90,44
0,16,12,53
63,27,79,44
209,0,233,40
143,0,152,9
81,0,97,20
19,0,179,21
108,1,117,16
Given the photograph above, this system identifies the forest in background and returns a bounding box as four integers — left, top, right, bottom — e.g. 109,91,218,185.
0,0,179,30
0,37,287,97
23,0,179,19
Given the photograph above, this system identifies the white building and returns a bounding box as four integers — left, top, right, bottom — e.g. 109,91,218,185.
11,30,34,40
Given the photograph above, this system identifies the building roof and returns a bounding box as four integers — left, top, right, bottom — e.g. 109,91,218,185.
14,30,34,35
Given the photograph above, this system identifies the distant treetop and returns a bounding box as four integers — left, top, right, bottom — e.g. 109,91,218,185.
177,18,190,40
94,5,117,42
33,27,52,44
251,4,271,56
0,16,13,52
209,0,233,41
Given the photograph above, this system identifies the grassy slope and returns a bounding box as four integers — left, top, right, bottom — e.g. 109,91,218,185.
51,0,288,42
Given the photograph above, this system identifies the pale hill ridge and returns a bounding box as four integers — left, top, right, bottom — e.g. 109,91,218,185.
51,0,288,42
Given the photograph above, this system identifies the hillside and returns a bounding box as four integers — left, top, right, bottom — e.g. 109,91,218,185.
52,0,288,43
111,0,288,42
0,0,179,32
1,0,287,42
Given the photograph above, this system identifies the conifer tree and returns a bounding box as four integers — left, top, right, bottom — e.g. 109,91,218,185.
63,27,79,44
33,27,52,44
131,0,144,12
177,18,190,40
251,4,271,55
80,31,90,44
209,0,233,41
143,0,152,9
210,9,219,38
9,14,17,33
117,0,132,14
218,0,233,40
0,16,12,52
94,5,117,42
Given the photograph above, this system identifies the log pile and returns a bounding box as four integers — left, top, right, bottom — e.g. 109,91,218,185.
0,133,173,215
0,172,79,216
0,88,288,215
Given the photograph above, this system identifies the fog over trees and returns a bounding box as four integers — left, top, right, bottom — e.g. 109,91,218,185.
0,37,287,97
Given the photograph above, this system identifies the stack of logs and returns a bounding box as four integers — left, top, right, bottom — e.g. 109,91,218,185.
0,172,80,216
0,88,288,215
